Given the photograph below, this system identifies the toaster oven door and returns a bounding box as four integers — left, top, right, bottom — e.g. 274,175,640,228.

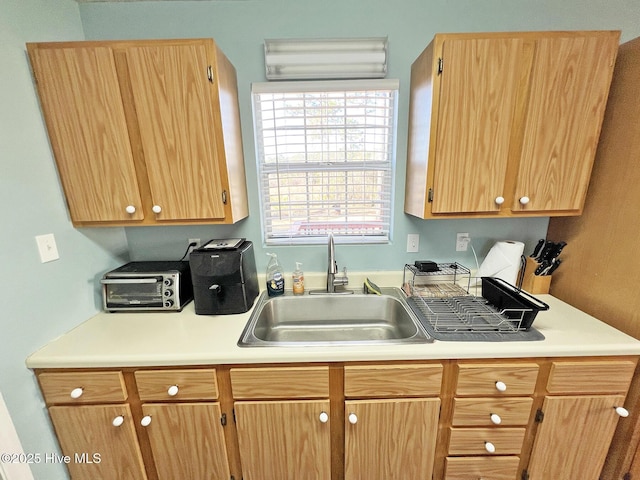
102,276,164,309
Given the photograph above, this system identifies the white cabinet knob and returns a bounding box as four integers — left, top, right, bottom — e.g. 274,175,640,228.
141,415,152,427
495,196,505,205
152,205,162,214
348,413,358,425
485,441,496,453
615,406,630,417
519,196,530,205
495,381,507,392
70,387,84,399
167,385,179,396
125,205,136,214
319,412,329,423
112,415,125,427
490,413,502,425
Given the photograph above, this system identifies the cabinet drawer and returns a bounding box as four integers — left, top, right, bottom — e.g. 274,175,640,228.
547,360,636,394
448,427,525,455
135,369,218,401
444,456,520,480
231,366,329,399
344,364,442,397
456,363,538,395
452,397,533,426
38,371,127,404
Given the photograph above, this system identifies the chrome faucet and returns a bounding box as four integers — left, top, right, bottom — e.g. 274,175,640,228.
311,233,353,294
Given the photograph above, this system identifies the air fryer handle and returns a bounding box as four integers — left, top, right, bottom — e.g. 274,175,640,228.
209,284,222,296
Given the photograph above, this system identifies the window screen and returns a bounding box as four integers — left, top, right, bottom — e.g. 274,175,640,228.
252,79,398,245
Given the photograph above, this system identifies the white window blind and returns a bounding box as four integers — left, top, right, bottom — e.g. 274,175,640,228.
252,79,398,245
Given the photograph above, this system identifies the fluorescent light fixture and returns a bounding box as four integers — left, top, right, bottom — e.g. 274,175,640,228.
264,37,388,80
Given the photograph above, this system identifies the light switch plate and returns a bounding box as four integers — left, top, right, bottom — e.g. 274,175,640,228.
407,234,420,253
35,233,59,263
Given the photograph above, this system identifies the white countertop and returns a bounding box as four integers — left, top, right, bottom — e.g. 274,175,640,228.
26,271,640,368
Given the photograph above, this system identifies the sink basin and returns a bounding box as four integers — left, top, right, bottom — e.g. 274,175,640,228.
238,287,432,347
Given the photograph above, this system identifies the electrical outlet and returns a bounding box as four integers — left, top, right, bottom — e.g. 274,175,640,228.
187,238,201,255
456,233,470,252
407,234,420,253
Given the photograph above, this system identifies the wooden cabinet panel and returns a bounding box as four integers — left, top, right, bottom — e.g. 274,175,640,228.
39,371,127,404
344,398,440,480
344,364,442,397
235,400,331,480
448,427,526,455
134,369,218,401
141,403,229,480
456,363,539,396
546,360,636,394
230,366,330,399
126,44,225,221
49,404,147,480
527,395,625,479
432,37,521,214
514,34,619,213
452,397,533,426
27,45,143,223
444,456,520,480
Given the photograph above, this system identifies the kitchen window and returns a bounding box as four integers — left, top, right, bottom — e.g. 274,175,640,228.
252,79,398,245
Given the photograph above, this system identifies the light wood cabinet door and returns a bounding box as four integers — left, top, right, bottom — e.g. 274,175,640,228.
141,403,230,480
514,34,619,213
432,37,522,214
527,395,625,479
125,43,226,221
27,45,143,223
235,400,331,480
344,398,440,480
48,404,147,480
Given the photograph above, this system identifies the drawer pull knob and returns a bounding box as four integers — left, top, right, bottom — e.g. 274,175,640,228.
125,205,136,214
615,406,630,417
152,205,162,214
348,413,358,425
495,196,505,205
112,415,125,427
484,441,496,453
318,412,329,423
495,381,507,392
519,196,530,205
490,413,502,425
70,387,84,399
141,415,152,427
167,385,179,396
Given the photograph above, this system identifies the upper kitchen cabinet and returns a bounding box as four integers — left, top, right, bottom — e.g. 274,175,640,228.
404,31,619,219
27,39,249,226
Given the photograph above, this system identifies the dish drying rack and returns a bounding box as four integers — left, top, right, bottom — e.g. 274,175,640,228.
403,263,547,339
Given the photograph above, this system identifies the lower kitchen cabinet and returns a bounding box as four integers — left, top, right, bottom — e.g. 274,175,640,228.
48,404,147,480
344,398,440,480
234,400,332,480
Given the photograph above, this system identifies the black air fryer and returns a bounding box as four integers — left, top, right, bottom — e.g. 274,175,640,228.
189,239,259,315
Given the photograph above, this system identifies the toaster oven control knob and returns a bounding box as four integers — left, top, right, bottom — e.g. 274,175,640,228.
112,415,125,427
167,385,179,396
152,205,162,214
140,415,152,427
495,381,507,392
615,406,630,417
70,387,84,399
164,299,174,308
164,289,173,297
164,278,173,287
125,205,136,214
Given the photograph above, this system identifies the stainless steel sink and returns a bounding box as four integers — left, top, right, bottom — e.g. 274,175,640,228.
238,287,432,347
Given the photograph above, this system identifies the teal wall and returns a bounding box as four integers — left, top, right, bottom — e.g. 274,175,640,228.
79,0,640,275
0,2,129,479
2,1,639,479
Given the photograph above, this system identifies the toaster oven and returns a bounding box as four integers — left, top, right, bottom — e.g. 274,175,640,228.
101,261,193,312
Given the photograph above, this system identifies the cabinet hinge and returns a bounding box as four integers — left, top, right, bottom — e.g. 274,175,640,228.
221,413,227,426
222,190,228,204
428,188,434,203
232,408,236,423
437,57,443,75
521,470,529,480
207,65,214,83
535,408,544,423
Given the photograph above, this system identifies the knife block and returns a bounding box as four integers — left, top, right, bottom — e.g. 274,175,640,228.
520,257,552,294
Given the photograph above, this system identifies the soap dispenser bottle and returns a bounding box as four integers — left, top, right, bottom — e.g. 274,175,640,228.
266,253,285,296
292,262,305,295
